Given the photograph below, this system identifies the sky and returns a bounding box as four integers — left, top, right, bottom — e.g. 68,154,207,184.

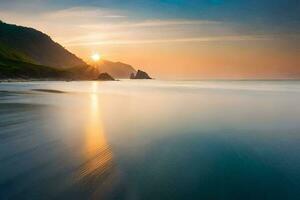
0,0,299,79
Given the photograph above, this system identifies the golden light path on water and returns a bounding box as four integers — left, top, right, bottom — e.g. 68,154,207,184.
76,82,114,180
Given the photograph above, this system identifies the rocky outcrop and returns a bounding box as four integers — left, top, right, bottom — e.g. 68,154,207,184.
131,70,152,79
130,73,135,79
97,73,115,81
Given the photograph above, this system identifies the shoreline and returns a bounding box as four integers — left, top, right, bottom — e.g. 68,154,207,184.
0,78,102,82
1,78,300,83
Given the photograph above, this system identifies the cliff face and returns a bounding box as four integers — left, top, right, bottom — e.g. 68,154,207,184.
0,21,87,69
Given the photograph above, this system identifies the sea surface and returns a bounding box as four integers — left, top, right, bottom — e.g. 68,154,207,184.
0,80,300,200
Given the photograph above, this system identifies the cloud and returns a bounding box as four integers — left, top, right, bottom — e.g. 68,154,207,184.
42,6,127,20
132,20,220,27
79,19,220,30
64,35,273,46
103,15,127,18
0,5,286,50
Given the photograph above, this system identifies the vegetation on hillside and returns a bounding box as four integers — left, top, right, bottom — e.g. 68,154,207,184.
0,21,93,79
0,21,86,68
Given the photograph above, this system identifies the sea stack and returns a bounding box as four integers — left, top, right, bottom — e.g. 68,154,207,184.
97,73,115,81
131,70,152,79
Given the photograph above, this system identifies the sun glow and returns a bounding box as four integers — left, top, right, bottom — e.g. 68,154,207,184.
91,53,101,62
76,82,114,180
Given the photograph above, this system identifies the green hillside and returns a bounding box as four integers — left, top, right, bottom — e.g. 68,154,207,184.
0,42,34,63
0,21,86,68
0,57,62,79
0,21,95,79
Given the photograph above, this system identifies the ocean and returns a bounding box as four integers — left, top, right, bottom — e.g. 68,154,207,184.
0,80,300,199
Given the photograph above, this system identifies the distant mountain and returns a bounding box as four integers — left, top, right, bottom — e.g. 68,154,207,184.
0,21,86,69
96,60,136,79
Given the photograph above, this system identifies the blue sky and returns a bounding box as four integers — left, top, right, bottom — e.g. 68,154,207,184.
2,0,299,29
1,0,299,37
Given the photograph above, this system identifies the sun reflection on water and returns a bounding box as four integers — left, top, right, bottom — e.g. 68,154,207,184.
76,82,114,180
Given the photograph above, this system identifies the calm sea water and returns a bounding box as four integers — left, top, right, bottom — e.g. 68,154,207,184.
0,80,300,200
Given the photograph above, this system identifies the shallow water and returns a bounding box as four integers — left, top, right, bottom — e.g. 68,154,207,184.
0,80,300,200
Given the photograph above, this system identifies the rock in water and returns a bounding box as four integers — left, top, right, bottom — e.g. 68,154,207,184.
97,73,115,81
130,73,135,79
131,70,152,79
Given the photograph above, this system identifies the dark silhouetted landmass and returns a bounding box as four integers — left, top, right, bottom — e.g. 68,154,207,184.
97,72,115,81
131,70,152,79
0,54,64,79
0,21,98,80
0,21,86,68
130,72,135,79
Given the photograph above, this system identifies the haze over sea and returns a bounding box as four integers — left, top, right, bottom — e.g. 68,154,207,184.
0,80,300,200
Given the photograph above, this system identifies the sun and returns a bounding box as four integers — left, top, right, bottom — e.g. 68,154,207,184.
91,53,101,62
